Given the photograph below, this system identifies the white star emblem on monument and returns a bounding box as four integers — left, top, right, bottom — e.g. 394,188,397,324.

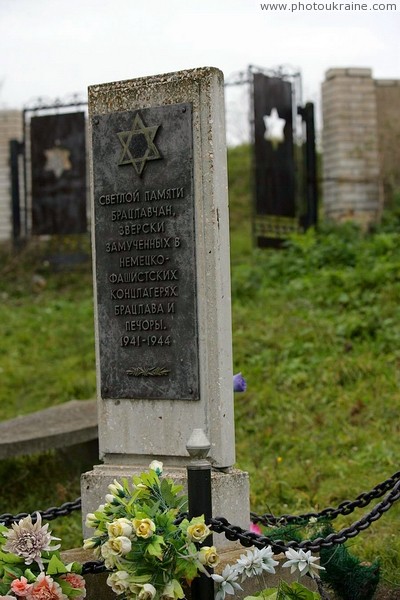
263,108,286,149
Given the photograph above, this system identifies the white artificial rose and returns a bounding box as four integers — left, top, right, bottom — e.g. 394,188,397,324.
160,580,183,600
104,555,117,569
108,535,132,555
107,571,130,595
83,538,96,550
101,541,114,559
108,479,124,495
138,583,157,600
84,513,98,528
160,582,175,600
149,460,163,475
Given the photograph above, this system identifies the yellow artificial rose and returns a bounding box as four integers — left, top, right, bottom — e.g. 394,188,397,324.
132,518,156,539
187,522,210,543
198,546,220,568
107,518,133,538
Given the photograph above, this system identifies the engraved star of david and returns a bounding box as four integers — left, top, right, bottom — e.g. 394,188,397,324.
263,108,286,150
117,113,161,176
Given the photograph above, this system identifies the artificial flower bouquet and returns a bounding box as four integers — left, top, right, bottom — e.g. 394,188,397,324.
0,513,86,600
84,461,326,600
83,461,219,600
212,546,325,600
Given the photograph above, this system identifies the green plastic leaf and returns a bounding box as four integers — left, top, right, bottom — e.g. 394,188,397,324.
175,557,198,582
0,582,11,595
159,477,185,509
171,579,185,599
145,535,165,559
57,578,85,598
0,549,25,565
278,581,321,599
47,554,68,575
2,564,25,579
24,568,38,583
65,561,83,574
244,592,278,600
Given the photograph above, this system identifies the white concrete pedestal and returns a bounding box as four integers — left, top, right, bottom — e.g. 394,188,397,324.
81,464,250,551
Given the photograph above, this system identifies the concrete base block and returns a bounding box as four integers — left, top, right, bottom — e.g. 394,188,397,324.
81,464,250,551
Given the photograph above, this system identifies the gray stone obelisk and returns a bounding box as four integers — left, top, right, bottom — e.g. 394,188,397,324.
81,67,249,546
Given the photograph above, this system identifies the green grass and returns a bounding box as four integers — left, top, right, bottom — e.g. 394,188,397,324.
0,240,95,420
0,146,400,592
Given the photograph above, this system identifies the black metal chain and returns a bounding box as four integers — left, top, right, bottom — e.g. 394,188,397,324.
0,498,82,527
1,472,399,567
211,478,400,553
80,480,400,573
81,561,108,575
251,469,400,526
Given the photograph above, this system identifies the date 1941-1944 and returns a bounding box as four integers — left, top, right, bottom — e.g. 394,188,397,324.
121,335,171,347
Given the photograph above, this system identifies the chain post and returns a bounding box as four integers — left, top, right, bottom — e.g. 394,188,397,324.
186,429,214,600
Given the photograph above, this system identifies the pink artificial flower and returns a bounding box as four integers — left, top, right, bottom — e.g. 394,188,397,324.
58,574,86,600
26,573,66,600
11,576,33,597
250,522,262,535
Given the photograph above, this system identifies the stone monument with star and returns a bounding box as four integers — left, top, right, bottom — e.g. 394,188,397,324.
81,67,249,548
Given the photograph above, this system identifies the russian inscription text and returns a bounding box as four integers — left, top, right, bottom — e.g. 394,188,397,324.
92,103,198,400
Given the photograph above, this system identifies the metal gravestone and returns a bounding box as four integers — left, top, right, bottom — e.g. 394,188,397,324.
30,112,87,235
252,73,297,247
92,104,198,401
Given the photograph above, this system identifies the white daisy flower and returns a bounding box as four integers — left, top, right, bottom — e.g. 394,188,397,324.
282,548,325,578
211,565,242,600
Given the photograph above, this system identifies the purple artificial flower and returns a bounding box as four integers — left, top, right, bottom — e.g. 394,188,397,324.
233,373,246,392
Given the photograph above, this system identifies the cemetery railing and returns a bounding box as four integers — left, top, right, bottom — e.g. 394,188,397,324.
1,469,400,569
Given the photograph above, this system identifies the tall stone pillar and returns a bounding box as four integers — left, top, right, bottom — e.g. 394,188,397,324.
0,110,23,241
81,67,249,549
322,68,382,227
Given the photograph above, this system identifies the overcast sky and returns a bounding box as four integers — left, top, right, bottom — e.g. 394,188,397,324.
0,0,399,141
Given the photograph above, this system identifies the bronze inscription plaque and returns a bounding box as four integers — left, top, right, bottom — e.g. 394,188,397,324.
92,103,199,400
